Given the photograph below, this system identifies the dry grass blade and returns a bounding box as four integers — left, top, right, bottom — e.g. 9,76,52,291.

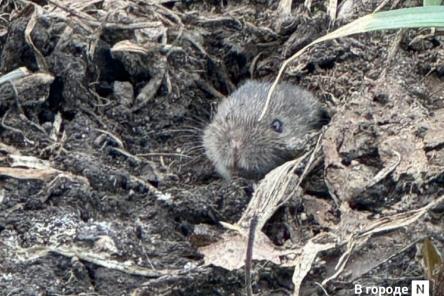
238,155,308,230
422,238,443,280
9,155,51,169
278,0,292,17
322,195,444,285
24,6,48,71
0,167,59,181
111,40,157,54
260,6,444,120
239,130,323,230
360,195,444,237
292,235,337,296
328,0,338,21
49,112,62,142
16,245,177,278
0,67,30,85
94,128,125,149
1,153,89,184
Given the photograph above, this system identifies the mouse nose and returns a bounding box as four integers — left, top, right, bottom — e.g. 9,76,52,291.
230,138,242,151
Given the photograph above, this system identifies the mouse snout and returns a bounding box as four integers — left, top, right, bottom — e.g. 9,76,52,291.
226,130,245,170
230,138,242,153
229,136,241,168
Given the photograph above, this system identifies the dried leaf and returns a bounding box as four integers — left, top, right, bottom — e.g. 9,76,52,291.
199,231,286,270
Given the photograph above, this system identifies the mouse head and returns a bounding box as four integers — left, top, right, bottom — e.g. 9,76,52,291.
203,80,325,180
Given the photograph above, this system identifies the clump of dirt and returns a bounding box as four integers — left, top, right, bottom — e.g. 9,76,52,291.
0,0,443,295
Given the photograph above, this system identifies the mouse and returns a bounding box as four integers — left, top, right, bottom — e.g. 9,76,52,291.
202,80,328,180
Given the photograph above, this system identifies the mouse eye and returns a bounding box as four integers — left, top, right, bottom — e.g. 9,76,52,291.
271,119,283,133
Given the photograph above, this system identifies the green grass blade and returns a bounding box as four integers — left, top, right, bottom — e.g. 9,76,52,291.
424,0,443,6
321,6,444,41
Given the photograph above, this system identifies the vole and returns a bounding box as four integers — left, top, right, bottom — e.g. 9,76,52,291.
203,80,328,180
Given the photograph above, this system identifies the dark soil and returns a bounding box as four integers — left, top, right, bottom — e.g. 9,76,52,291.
0,0,443,295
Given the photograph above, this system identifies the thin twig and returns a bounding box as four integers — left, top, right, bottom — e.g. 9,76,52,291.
245,215,258,296
138,152,192,159
1,109,34,145
315,282,330,296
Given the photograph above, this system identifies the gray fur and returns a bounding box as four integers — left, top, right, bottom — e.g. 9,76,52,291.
203,80,325,180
